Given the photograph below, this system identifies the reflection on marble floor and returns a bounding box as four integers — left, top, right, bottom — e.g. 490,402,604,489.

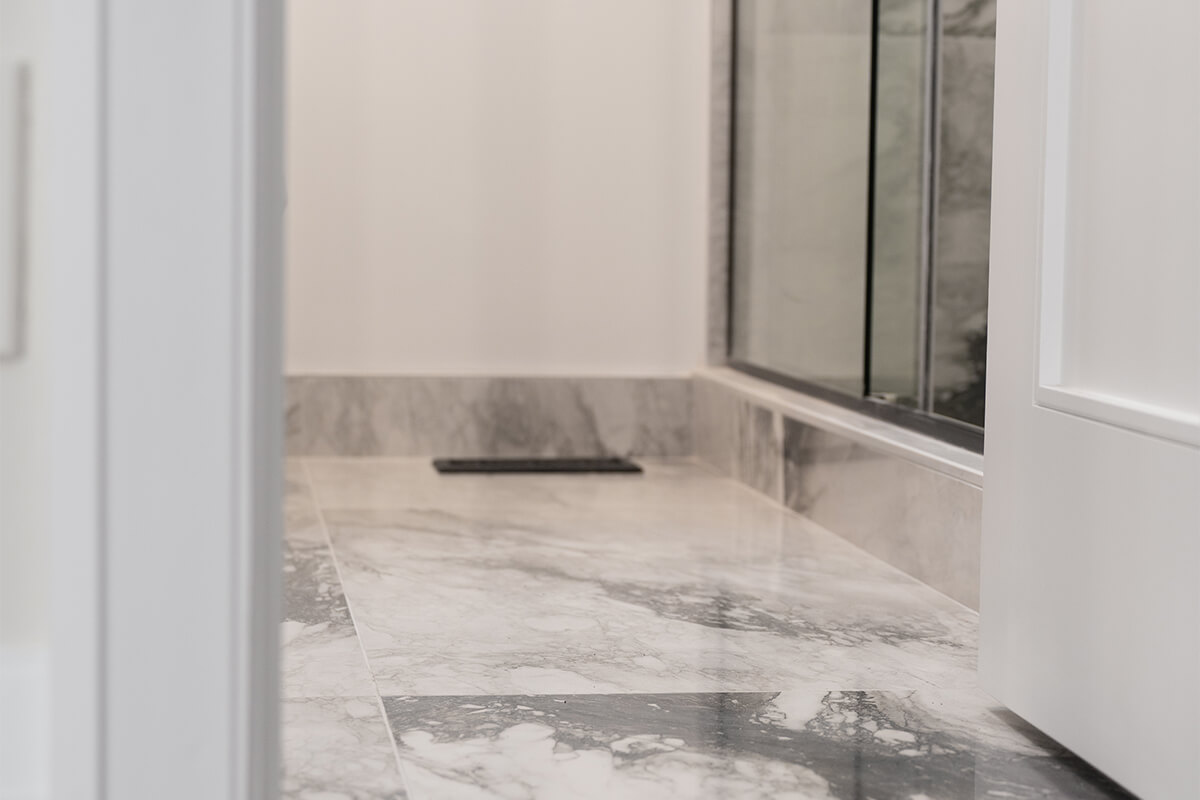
282,458,1132,799
384,693,1128,800
325,502,981,698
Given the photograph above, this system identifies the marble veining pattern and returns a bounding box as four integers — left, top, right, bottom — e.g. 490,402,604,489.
286,376,692,459
735,400,783,502
324,501,983,697
283,697,409,799
283,462,376,698
383,692,1130,800
782,417,982,609
282,456,1129,798
944,0,997,37
283,526,377,699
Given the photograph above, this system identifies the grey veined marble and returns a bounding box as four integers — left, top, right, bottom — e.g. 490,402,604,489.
322,493,985,698
283,456,1126,798
282,529,376,698
286,376,692,459
282,461,375,698
382,692,1132,800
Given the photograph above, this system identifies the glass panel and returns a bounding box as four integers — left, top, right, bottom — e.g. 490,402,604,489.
930,0,996,427
730,0,873,396
869,0,932,407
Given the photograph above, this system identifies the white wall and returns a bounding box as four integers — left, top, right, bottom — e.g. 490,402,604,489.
285,0,711,376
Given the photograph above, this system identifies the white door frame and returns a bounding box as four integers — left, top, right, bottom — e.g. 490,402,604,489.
40,0,284,797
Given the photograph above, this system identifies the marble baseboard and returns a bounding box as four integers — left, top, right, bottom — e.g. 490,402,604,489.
782,417,982,609
287,376,692,458
693,369,982,609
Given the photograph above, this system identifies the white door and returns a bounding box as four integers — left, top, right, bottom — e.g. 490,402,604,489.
0,0,51,795
981,2,1200,799
0,1,285,798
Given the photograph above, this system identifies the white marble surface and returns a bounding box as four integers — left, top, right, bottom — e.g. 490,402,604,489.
283,464,376,698
310,459,983,700
782,418,983,609
281,456,1129,799
282,522,377,698
283,697,408,800
383,691,1125,800
325,501,981,698
693,375,738,476
734,399,783,502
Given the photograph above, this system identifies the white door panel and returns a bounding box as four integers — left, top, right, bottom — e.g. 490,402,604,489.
1035,0,1200,445
982,2,1200,798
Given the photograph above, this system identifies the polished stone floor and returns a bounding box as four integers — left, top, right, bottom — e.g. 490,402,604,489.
282,458,1132,799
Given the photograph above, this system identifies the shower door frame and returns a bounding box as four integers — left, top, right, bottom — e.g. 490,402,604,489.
723,0,984,452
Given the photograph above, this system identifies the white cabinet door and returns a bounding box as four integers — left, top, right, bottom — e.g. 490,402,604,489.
981,2,1200,798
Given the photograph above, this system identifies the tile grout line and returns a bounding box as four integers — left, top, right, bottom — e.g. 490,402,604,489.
298,458,419,798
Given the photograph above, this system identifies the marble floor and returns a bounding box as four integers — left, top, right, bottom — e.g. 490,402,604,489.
282,458,1132,800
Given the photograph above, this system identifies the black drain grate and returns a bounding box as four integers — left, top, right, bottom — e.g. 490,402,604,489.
432,457,642,474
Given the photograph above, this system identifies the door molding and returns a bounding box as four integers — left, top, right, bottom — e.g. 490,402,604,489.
42,0,285,798
1033,0,1200,447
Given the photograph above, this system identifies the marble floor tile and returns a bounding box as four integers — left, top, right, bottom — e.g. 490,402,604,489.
305,458,749,512
324,500,982,698
381,692,1131,800
283,697,409,799
283,528,377,698
283,461,375,698
285,457,1129,798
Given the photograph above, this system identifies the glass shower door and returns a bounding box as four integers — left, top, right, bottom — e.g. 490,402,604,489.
869,0,934,408
730,0,874,396
727,0,995,444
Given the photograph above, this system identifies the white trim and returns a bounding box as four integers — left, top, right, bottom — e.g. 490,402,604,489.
1035,0,1074,390
1033,0,1200,449
1036,384,1200,448
100,0,283,797
44,0,106,795
697,366,984,487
